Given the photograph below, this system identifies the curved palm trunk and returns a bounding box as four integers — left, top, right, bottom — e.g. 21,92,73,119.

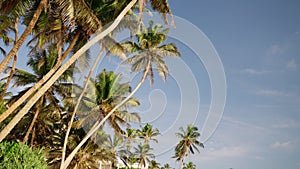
0,0,47,73
0,18,18,102
60,46,104,168
61,55,151,169
0,0,137,143
0,31,80,124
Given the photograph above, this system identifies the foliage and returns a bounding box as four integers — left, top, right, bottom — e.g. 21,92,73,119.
0,141,47,169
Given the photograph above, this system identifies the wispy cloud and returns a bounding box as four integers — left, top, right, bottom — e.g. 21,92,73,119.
266,44,286,56
241,68,269,75
271,119,300,129
287,59,298,70
202,146,248,161
270,141,293,149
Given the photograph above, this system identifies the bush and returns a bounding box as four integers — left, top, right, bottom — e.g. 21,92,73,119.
0,141,47,169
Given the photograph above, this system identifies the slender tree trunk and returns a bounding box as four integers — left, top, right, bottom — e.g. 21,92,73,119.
0,0,137,142
60,46,104,169
0,31,80,124
61,54,151,169
0,17,18,102
22,107,40,144
0,0,47,73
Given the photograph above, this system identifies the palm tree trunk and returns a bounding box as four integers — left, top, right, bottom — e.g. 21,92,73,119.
61,53,151,169
0,0,137,144
0,17,18,102
22,107,40,144
0,31,80,124
60,46,104,169
179,158,184,169
0,0,47,73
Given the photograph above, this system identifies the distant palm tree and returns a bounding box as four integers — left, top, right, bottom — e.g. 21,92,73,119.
123,127,138,151
137,123,160,144
182,162,196,169
161,163,172,169
173,124,204,169
148,160,160,169
133,143,155,168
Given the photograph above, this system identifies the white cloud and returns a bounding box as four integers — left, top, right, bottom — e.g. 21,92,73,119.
287,59,298,70
241,68,269,75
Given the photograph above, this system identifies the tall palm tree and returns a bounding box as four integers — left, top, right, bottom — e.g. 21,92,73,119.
58,17,180,168
173,125,204,169
137,123,160,144
121,20,181,84
133,143,155,168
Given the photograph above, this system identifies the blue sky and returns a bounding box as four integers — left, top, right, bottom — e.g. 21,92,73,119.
158,0,300,169
1,1,300,169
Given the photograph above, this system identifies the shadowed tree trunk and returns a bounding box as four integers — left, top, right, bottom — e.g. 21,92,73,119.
0,17,18,102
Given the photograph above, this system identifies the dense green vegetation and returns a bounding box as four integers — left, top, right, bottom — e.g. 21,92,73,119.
0,0,203,168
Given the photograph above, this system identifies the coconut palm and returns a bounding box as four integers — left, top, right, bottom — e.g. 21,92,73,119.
74,69,141,134
173,125,204,169
137,123,160,144
133,143,155,168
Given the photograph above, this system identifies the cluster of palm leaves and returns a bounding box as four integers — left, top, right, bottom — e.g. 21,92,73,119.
0,0,205,168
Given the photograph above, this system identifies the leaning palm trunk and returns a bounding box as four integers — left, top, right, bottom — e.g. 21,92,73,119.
0,31,80,124
22,105,40,144
0,0,137,142
60,46,104,169
0,0,47,73
61,57,151,169
0,18,18,102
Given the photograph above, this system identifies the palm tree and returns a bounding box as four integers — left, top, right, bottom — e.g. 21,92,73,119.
182,162,196,169
161,163,172,169
123,127,138,151
137,123,160,144
133,143,155,168
173,125,204,169
74,69,141,134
